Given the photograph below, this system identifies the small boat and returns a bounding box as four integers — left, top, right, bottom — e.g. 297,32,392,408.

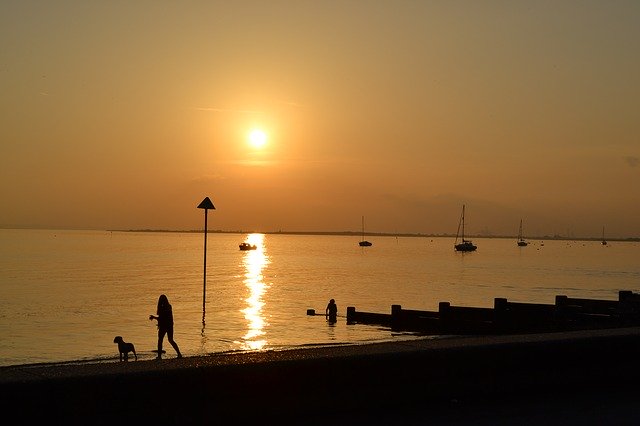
517,219,528,247
239,242,257,251
601,226,607,246
454,204,477,252
359,216,372,247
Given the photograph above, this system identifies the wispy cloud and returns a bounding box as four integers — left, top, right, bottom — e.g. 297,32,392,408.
625,156,639,168
192,107,263,114
280,100,304,108
190,173,227,183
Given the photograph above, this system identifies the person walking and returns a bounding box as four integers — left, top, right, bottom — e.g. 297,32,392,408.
149,294,182,359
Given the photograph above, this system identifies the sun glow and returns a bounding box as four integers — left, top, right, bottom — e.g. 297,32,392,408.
248,129,268,148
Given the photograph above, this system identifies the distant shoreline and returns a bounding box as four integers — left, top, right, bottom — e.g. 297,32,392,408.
110,228,640,243
2,226,637,242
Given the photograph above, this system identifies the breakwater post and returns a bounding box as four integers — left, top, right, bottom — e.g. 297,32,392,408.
346,306,391,326
493,298,556,334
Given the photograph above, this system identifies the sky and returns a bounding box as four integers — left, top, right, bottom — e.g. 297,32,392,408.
1,1,639,238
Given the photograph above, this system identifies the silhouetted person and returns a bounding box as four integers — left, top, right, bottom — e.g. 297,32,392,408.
149,294,182,359
326,298,338,323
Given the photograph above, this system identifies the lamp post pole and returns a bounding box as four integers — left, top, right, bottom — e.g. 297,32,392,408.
197,197,215,322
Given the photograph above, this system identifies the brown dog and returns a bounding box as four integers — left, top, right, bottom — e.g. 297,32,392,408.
113,336,137,361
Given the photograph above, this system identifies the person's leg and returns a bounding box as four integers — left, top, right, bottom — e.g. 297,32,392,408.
157,328,167,358
167,328,182,358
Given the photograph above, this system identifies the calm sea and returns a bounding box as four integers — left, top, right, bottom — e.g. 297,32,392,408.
1,229,638,367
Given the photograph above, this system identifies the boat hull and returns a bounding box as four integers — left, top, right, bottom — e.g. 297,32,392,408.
455,241,477,252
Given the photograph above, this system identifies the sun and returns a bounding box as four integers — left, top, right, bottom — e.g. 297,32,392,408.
248,129,268,148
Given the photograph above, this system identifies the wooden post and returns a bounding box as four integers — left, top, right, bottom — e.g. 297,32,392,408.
618,290,640,324
439,302,450,333
346,306,356,324
494,298,508,333
391,304,402,330
619,290,632,302
555,295,568,328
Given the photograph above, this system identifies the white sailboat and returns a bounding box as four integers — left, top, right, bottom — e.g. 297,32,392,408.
454,205,477,252
359,216,372,247
517,219,528,247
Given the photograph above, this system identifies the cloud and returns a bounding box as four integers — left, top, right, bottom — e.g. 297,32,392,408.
280,100,304,108
190,173,227,183
192,107,263,114
625,156,639,168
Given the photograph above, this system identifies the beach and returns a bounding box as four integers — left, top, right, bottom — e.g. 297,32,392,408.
3,327,640,425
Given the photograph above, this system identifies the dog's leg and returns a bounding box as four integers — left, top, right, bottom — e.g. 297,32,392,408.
132,345,137,361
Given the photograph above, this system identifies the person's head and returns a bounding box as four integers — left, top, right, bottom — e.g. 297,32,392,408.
157,294,169,312
330,299,335,304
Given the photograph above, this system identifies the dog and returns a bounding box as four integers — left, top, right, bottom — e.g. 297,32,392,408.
113,336,137,361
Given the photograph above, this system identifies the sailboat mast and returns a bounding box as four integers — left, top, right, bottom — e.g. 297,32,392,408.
461,204,465,241
358,215,372,246
519,219,523,240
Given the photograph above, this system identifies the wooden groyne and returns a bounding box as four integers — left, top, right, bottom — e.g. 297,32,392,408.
345,290,640,335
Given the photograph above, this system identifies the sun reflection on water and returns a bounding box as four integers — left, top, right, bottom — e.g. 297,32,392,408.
239,233,270,350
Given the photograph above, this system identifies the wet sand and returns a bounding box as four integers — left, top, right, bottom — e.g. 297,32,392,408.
2,328,640,425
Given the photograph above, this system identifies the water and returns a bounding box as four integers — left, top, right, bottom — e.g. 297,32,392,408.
1,229,638,367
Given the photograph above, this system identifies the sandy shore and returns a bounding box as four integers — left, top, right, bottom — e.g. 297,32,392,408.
3,328,640,425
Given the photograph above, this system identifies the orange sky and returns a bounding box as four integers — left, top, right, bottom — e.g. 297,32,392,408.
1,1,639,238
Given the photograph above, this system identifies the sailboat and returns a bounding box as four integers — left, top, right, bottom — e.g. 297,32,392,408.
454,205,477,252
601,226,607,246
517,219,528,247
359,216,372,247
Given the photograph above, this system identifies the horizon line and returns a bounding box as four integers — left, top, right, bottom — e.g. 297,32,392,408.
111,229,640,242
2,227,638,242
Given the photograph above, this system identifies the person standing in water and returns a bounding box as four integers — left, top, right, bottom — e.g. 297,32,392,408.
326,298,338,323
149,294,182,359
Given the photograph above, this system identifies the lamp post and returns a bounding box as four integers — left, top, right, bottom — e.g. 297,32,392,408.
197,197,215,323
